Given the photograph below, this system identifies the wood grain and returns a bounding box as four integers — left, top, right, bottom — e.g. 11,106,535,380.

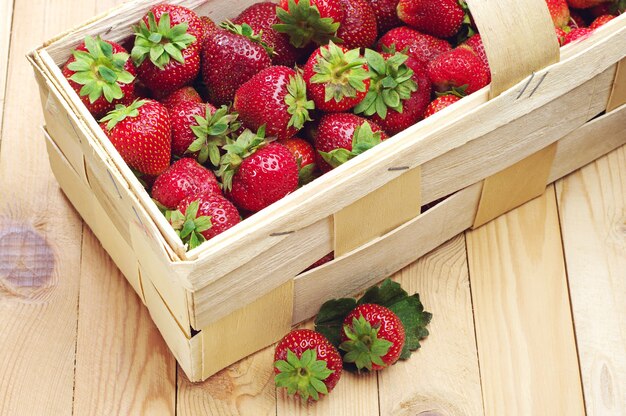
0,0,13,135
466,187,585,416
556,146,626,415
378,235,484,416
73,229,176,415
607,58,626,111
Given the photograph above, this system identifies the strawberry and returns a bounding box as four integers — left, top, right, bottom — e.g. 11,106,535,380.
304,252,334,271
200,16,219,41
340,304,405,370
274,329,343,401
160,86,202,110
218,129,299,212
567,0,610,8
170,102,240,165
545,0,571,28
397,0,467,39
151,158,221,209
100,99,171,176
459,34,491,83
314,113,388,172
367,0,402,33
234,66,314,140
563,27,593,44
168,193,240,249
201,24,272,105
589,14,615,29
423,94,461,117
131,6,201,97
428,47,489,94
303,42,370,112
337,0,378,49
354,50,427,135
377,26,451,66
233,2,302,66
62,36,136,119
279,137,318,185
555,26,568,45
274,0,344,48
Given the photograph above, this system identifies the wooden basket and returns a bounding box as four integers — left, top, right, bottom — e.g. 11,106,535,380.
28,0,626,381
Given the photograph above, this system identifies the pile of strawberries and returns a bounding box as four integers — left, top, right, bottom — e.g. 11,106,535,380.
274,279,432,401
62,0,622,251
548,0,622,45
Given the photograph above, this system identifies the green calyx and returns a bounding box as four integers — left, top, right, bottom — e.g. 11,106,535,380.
339,316,393,371
354,49,417,119
285,71,315,130
188,105,241,166
455,0,475,44
311,42,370,104
273,0,341,48
100,99,147,131
436,84,467,98
319,121,382,168
216,127,267,191
67,36,135,104
166,200,212,250
131,12,196,69
220,20,275,56
274,349,334,401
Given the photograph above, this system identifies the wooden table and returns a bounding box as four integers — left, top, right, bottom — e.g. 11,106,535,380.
1,0,625,414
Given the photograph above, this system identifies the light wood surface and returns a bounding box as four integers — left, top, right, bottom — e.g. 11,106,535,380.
556,148,626,415
2,0,626,414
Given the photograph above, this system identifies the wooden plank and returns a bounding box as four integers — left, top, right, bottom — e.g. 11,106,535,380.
466,187,585,416
472,143,557,228
72,229,176,415
607,58,626,111
555,145,626,415
176,348,277,416
466,0,558,97
276,322,379,416
378,236,484,416
334,166,421,257
0,0,13,135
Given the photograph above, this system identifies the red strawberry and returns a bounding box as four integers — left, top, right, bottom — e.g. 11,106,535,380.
62,36,136,119
274,329,343,401
160,86,202,110
132,6,201,97
555,26,568,45
545,0,571,28
234,66,314,140
567,0,610,8
218,129,299,212
151,158,221,209
377,26,451,66
201,25,272,105
423,94,461,117
233,2,302,66
459,34,491,83
397,0,467,39
304,42,370,112
200,16,219,41
337,0,378,49
563,27,593,44
170,102,240,165
340,304,405,370
367,0,402,33
168,192,240,249
355,50,430,135
274,0,344,47
304,252,334,271
279,137,318,185
314,113,388,172
589,14,615,29
428,47,489,94
100,99,171,176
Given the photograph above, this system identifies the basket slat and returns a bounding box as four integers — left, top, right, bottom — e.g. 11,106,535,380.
607,57,626,112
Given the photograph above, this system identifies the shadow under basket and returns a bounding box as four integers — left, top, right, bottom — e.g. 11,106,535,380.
29,0,626,381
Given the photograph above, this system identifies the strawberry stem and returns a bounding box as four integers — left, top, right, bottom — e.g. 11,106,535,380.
273,0,341,48
100,99,147,131
274,349,334,401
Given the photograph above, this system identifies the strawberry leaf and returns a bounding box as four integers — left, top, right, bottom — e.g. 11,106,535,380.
314,278,432,369
273,0,342,48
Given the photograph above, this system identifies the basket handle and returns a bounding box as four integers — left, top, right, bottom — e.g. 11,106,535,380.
466,0,560,98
